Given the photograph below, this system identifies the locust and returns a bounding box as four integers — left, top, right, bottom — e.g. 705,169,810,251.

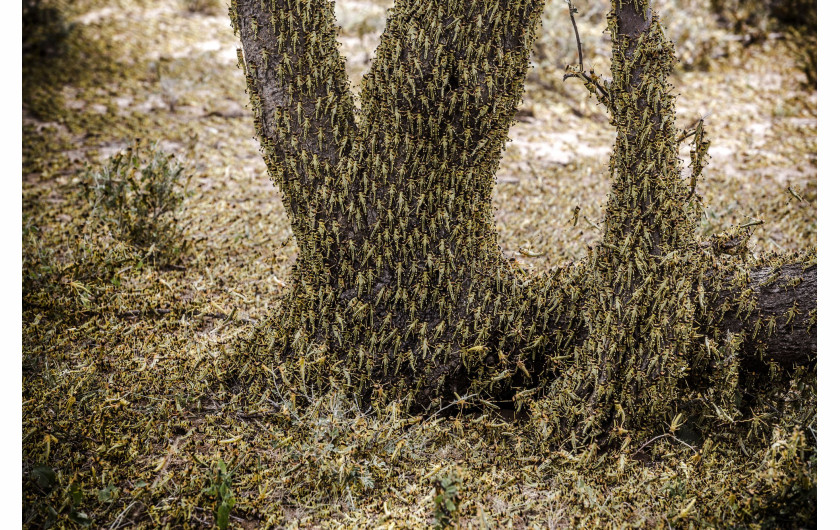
787,185,805,202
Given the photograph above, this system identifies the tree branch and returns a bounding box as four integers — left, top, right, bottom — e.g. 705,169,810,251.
709,261,816,366
563,2,612,108
230,0,357,217
356,0,545,193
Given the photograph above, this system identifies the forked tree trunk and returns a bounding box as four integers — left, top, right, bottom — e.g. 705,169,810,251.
230,0,815,441
231,0,565,408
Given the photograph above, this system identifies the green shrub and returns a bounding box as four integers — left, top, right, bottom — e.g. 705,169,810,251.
203,460,236,530
432,471,462,529
85,143,190,263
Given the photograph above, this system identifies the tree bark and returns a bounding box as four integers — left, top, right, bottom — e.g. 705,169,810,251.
549,260,817,369
232,0,553,408
708,261,816,367
229,0,816,441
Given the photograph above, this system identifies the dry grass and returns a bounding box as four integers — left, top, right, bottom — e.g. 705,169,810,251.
23,0,815,527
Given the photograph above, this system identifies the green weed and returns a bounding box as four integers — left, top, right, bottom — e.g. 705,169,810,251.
433,471,462,529
203,459,236,530
85,142,191,264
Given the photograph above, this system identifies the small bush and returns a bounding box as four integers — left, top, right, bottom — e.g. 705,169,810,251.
182,0,223,15
764,0,816,31
85,142,190,263
23,0,74,58
709,0,816,87
710,0,816,34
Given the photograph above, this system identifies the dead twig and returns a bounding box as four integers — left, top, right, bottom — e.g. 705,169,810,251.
118,308,172,318
563,1,613,109
632,433,697,459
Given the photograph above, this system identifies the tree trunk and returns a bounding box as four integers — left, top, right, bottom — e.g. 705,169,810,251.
231,0,553,408
229,0,816,441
